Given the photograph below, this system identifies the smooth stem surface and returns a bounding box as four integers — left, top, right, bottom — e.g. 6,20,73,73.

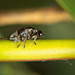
0,39,75,62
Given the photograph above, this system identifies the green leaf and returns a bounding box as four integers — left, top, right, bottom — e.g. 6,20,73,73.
56,0,75,22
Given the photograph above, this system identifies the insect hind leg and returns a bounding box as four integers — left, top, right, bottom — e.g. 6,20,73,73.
33,41,36,45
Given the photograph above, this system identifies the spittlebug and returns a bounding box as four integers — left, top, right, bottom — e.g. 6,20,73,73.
9,27,43,48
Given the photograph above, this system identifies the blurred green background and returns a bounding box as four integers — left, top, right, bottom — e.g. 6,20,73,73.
0,0,60,10
0,0,75,75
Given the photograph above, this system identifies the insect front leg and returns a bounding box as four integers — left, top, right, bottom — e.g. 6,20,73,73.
33,36,37,45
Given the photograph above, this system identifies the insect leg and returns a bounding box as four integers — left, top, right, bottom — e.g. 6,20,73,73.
17,36,21,48
17,40,21,48
33,36,37,45
23,37,27,48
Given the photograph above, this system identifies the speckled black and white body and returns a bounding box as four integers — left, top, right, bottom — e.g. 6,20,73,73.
9,27,43,48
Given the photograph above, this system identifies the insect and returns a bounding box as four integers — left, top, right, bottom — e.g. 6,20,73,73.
9,27,43,48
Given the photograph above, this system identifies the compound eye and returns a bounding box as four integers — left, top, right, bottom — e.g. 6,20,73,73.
38,31,43,37
40,33,43,36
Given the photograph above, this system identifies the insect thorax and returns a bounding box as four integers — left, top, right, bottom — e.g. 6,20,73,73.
19,28,38,40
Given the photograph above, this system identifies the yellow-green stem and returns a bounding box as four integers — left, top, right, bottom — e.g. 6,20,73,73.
0,39,75,61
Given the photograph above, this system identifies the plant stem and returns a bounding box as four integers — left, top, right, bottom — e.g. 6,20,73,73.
0,39,75,62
